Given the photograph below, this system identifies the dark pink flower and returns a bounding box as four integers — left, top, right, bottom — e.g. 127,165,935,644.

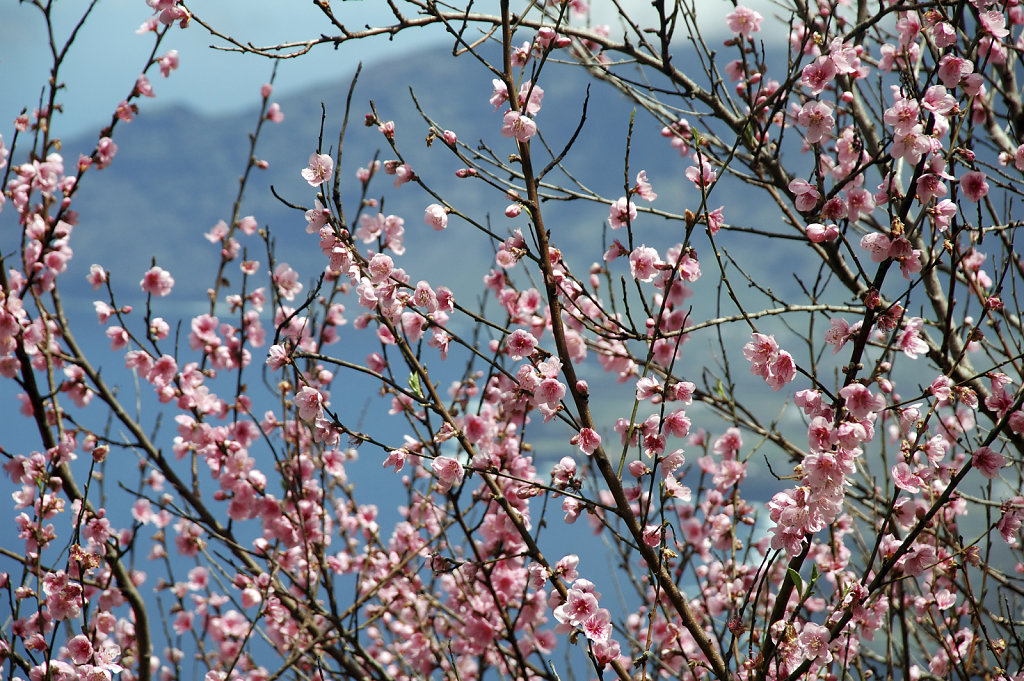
972,446,1006,479
959,171,989,202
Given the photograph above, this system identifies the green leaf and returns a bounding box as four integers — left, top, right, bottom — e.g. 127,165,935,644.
409,372,424,399
787,568,804,599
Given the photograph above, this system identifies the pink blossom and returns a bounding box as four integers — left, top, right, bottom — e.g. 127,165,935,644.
931,199,957,231
431,456,464,492
424,203,448,230
233,215,257,236
799,622,833,662
577,427,602,455
116,100,135,121
884,97,920,136
789,178,820,211
685,159,716,188
972,446,1006,479
896,318,928,359
150,317,170,339
725,5,763,36
845,187,875,223
534,378,566,407
305,199,330,233
367,253,394,284
392,163,415,187
929,375,953,401
707,206,725,234
629,245,661,282
205,219,229,243
930,20,957,48
743,333,797,390
501,111,537,143
633,170,657,201
608,197,636,229
839,383,885,419
979,9,1009,38
159,49,179,77
921,85,956,116
592,638,620,667
172,612,193,634
382,448,408,472
273,262,303,300
506,329,538,360
636,376,661,400
640,523,663,547
629,460,651,477
860,232,892,262
294,386,324,421
828,38,861,74
490,79,509,109
554,588,598,626
95,137,118,169
517,80,544,115
892,462,923,493
916,173,947,204
266,344,289,370
820,196,843,220
106,326,129,350
890,125,931,163
937,54,973,88
87,264,108,289
713,427,743,456
135,74,156,97
301,152,334,187
766,350,797,390
140,266,175,296
797,100,834,143
663,409,691,438
801,57,836,95
67,634,93,664
265,102,284,123
959,171,989,202
997,499,1024,544
806,223,839,243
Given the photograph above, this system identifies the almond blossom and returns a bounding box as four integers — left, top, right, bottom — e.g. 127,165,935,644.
301,152,334,187
501,111,537,142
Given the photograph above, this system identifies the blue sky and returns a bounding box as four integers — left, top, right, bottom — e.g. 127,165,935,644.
1,1,442,140
1,0,752,141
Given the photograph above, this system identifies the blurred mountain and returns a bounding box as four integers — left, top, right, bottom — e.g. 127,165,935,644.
44,43,821,503
61,43,797,315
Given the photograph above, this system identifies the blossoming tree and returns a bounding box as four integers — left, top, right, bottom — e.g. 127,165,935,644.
2,1,1024,681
